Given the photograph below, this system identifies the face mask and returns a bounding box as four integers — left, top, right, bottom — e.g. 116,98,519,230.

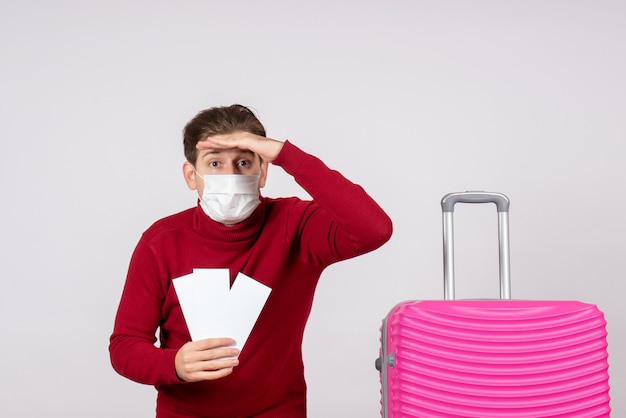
196,173,261,225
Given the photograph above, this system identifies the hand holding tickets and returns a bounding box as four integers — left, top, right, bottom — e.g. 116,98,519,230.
173,269,272,351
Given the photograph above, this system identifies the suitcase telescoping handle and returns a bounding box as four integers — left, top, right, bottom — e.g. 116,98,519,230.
441,191,511,300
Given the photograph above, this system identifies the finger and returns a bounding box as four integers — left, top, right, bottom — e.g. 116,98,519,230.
177,354,240,382
192,337,237,350
200,356,240,371
199,131,265,151
179,348,239,368
196,136,227,150
186,366,235,382
185,355,239,373
182,357,239,380
194,346,240,362
196,133,246,149
180,340,239,364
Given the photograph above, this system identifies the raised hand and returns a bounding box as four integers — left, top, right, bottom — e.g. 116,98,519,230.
196,131,284,163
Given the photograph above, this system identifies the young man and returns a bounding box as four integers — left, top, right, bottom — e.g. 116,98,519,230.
109,104,393,417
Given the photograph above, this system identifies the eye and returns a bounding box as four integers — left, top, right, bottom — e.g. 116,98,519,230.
237,159,251,167
209,161,220,168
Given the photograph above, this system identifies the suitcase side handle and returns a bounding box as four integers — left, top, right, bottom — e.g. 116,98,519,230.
441,191,512,300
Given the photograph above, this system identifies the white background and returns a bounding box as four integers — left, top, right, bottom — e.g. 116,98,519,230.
1,1,624,416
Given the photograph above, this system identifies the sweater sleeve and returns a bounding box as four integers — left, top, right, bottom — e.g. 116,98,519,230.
271,140,393,266
109,237,181,386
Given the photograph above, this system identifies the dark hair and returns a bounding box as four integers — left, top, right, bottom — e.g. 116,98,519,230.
183,104,266,164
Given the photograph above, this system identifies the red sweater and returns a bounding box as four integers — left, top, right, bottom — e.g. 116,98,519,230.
109,141,392,417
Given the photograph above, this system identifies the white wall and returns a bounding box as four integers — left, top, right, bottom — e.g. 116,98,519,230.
1,1,624,416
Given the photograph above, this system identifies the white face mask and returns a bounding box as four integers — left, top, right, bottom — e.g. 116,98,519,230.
196,173,261,225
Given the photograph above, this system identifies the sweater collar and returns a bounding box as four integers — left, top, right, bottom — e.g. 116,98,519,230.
192,198,266,244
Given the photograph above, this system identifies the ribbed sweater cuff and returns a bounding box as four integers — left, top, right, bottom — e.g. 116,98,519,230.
271,140,307,175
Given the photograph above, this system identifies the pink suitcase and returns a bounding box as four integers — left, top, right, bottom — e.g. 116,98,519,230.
377,192,611,417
